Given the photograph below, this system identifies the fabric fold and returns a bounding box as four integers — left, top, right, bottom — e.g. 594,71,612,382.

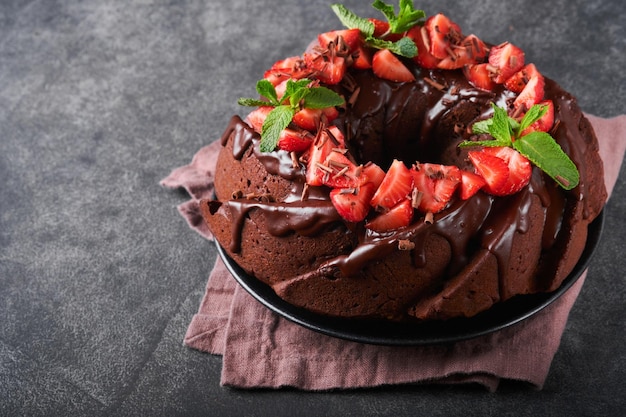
162,114,626,391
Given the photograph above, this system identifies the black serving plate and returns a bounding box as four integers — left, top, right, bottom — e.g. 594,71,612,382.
216,210,604,346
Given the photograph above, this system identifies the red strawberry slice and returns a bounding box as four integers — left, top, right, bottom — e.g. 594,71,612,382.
277,128,314,153
488,42,525,84
263,56,308,86
352,43,373,70
464,63,496,91
366,199,413,232
305,126,346,186
407,25,441,69
330,182,376,223
521,100,555,135
244,106,273,133
467,150,509,196
304,52,347,85
321,151,363,189
504,63,542,93
367,18,402,41
459,170,487,200
482,147,531,195
370,159,414,210
318,28,363,52
513,74,545,113
437,34,488,70
372,49,415,82
411,163,461,213
292,107,339,132
424,13,463,60
362,162,386,189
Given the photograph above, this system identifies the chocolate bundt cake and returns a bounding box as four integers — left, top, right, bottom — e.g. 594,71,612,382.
200,3,606,321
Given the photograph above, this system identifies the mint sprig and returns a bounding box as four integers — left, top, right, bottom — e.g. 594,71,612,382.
459,103,580,190
330,1,424,58
238,78,345,152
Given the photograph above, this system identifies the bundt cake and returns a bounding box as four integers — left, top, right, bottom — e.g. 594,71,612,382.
199,2,607,321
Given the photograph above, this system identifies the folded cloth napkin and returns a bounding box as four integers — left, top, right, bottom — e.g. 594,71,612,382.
161,114,626,392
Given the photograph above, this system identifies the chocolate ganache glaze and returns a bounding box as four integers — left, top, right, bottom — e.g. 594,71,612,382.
201,60,606,321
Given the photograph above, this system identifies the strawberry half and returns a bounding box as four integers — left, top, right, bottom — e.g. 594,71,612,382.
366,199,413,232
277,128,314,153
424,13,463,60
407,25,441,69
305,126,345,186
411,163,461,214
318,28,363,52
504,63,542,93
470,147,531,196
361,162,386,189
459,170,487,200
464,63,496,91
292,107,339,132
437,34,488,70
263,56,308,86
370,159,414,211
467,150,509,196
513,74,545,113
330,182,376,223
244,106,273,133
521,99,555,135
488,42,525,84
372,49,415,82
304,52,347,85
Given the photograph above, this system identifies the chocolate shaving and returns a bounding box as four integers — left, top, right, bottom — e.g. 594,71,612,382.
423,77,447,91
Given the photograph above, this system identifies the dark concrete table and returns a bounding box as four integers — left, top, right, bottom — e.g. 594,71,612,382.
1,0,624,415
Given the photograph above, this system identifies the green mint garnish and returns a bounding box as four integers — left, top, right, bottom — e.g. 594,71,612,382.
372,0,426,34
330,1,425,58
238,78,345,152
459,103,580,190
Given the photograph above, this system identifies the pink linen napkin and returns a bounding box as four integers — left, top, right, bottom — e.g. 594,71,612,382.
161,114,626,391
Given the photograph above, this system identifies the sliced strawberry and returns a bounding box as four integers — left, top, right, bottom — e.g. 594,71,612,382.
277,128,314,153
366,199,413,232
372,49,415,82
411,163,461,213
304,52,347,85
467,150,509,196
321,152,363,189
513,74,545,113
330,182,376,223
464,63,496,91
292,107,339,131
305,126,346,186
244,106,273,133
424,13,463,60
370,159,413,210
318,28,363,52
361,162,386,189
352,43,373,69
437,34,488,70
482,147,531,195
459,170,487,200
488,42,525,84
504,63,542,93
369,18,390,38
521,100,555,135
263,56,308,86
407,25,441,69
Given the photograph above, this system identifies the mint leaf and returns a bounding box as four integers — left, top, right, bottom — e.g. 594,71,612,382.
513,131,580,190
237,98,271,107
488,105,513,144
517,103,547,134
256,79,279,105
367,36,418,58
330,4,375,37
373,0,425,34
260,105,295,152
304,86,346,109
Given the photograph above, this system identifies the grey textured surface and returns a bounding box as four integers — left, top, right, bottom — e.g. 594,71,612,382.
1,0,624,416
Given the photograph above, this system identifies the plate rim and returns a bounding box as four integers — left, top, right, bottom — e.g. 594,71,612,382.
216,210,605,346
